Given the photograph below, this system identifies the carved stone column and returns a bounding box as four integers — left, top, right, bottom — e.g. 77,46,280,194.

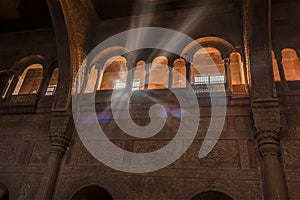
244,0,290,197
252,103,289,199
255,128,289,199
36,114,72,200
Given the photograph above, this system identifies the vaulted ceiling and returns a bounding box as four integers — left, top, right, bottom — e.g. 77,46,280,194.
0,0,51,34
0,0,299,34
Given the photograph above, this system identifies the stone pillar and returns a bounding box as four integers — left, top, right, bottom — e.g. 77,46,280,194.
246,0,275,99
35,115,72,200
244,0,290,198
252,103,289,199
224,58,231,91
255,128,289,199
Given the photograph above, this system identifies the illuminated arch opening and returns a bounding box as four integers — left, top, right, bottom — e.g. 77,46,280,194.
281,48,300,81
172,58,186,88
12,63,43,95
99,56,128,90
190,47,225,92
133,60,146,90
229,52,246,85
71,185,113,200
45,68,59,96
148,56,169,90
191,191,233,200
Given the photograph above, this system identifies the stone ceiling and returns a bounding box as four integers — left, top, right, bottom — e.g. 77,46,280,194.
0,0,299,34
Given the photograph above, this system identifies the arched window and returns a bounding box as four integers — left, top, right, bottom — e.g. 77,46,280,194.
148,56,169,90
71,185,113,200
133,60,146,90
99,56,128,90
272,51,281,82
12,63,43,95
281,48,300,81
0,182,9,200
190,47,225,92
45,68,59,96
229,52,246,85
0,70,11,98
191,191,233,200
172,58,186,88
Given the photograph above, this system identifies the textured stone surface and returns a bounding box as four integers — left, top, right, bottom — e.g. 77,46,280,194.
0,0,299,199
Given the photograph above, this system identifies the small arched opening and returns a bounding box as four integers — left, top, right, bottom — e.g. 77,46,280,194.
99,56,128,90
12,63,43,95
190,47,225,92
148,56,169,90
191,191,233,200
281,48,300,81
133,60,146,90
71,185,113,200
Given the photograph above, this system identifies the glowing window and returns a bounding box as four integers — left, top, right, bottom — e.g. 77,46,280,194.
13,64,43,95
133,60,146,90
281,48,300,81
190,47,224,85
210,75,225,84
194,76,209,84
148,56,169,90
114,81,126,89
45,68,59,96
100,56,128,90
229,52,246,84
132,81,141,90
172,58,186,88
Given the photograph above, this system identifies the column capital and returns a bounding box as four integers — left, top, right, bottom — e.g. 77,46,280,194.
255,128,281,157
49,127,71,154
255,128,280,144
48,113,73,154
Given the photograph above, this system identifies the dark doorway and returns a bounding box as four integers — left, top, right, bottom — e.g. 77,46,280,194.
191,191,233,200
0,182,9,200
71,185,113,200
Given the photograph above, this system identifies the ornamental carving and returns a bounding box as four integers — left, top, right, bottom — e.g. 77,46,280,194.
255,129,281,157
49,127,71,152
255,128,280,145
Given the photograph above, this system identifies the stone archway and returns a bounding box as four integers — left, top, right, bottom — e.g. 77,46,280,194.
191,191,233,200
71,185,113,200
